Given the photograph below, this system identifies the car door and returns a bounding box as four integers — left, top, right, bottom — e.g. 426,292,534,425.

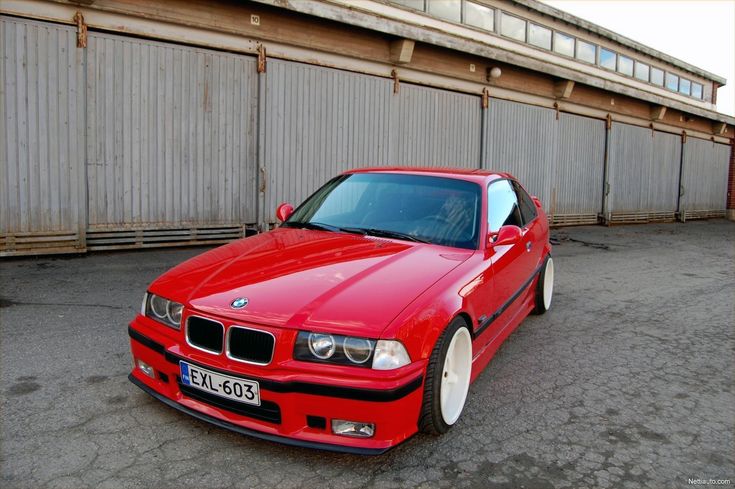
512,180,544,272
474,179,530,341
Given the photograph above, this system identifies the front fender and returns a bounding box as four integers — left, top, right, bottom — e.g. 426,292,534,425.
381,254,482,362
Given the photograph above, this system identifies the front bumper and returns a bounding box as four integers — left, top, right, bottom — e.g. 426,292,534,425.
128,321,425,454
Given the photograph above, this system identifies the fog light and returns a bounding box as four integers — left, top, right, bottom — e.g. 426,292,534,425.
136,359,155,379
331,419,375,438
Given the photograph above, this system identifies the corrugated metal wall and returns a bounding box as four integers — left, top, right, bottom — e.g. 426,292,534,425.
390,83,481,168
2,16,730,256
551,113,605,224
680,138,730,218
483,107,605,225
86,31,258,231
607,123,681,222
482,99,557,211
0,16,86,255
263,62,481,223
263,60,392,223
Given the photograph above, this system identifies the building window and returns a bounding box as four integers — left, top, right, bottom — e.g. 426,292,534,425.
427,0,461,23
528,23,552,49
392,0,425,10
576,39,596,64
500,12,526,41
665,72,679,91
617,55,634,76
553,32,574,57
650,67,664,86
634,62,650,81
599,48,616,70
691,82,703,99
464,1,494,31
679,78,691,95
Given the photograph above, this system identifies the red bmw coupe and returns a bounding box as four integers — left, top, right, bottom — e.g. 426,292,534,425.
128,168,554,454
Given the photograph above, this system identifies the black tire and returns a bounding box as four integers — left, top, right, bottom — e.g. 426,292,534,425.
418,317,471,435
533,256,554,315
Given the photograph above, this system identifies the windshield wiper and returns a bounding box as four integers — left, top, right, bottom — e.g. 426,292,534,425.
341,227,431,244
284,221,343,233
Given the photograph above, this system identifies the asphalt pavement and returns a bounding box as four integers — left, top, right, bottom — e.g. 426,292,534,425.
1,220,733,488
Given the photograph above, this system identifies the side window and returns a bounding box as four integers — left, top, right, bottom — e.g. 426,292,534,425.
487,180,523,233
512,181,538,225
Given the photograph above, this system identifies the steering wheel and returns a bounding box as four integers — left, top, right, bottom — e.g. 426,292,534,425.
420,215,453,230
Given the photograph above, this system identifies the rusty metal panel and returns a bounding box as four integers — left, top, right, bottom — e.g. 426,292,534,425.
390,83,481,168
680,137,729,214
608,123,680,217
263,59,393,223
0,16,86,252
85,31,258,229
552,113,605,220
482,98,557,209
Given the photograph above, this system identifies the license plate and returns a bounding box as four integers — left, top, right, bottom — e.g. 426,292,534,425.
180,361,260,406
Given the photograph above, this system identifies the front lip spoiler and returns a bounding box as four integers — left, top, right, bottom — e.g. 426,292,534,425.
128,374,390,455
128,326,423,402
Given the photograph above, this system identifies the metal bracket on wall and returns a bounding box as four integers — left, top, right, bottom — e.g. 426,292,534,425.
73,12,87,48
606,113,612,130
259,167,266,192
553,102,560,120
257,44,267,73
649,123,655,137
681,131,687,144
481,88,489,109
391,69,400,94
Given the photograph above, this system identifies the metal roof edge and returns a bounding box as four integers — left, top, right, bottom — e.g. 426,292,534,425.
515,0,727,85
251,0,734,125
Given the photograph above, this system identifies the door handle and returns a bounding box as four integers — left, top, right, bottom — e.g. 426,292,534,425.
526,241,532,252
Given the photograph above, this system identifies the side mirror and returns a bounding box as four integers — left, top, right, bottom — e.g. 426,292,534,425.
489,225,522,247
276,202,294,222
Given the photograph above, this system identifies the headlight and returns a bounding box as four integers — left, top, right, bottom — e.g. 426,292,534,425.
294,331,376,368
294,332,411,370
308,333,336,359
343,337,373,364
144,293,184,329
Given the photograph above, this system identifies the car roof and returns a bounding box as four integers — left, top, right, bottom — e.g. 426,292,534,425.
343,167,514,184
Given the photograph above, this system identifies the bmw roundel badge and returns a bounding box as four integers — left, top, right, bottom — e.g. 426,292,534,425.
231,297,249,309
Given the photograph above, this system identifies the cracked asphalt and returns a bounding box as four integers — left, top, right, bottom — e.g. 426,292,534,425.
1,220,733,489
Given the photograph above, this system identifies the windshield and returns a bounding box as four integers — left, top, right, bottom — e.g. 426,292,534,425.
284,173,482,249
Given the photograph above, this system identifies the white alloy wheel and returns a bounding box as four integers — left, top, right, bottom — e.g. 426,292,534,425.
439,326,472,425
543,257,554,310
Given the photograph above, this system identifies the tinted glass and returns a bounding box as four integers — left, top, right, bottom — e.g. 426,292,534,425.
617,55,634,76
427,0,461,22
487,180,523,233
553,32,574,57
665,72,679,91
464,1,494,30
599,48,616,70
679,78,691,95
576,40,596,63
528,23,551,49
512,181,538,225
501,13,526,41
692,82,703,99
650,67,664,86
287,173,482,249
634,62,649,81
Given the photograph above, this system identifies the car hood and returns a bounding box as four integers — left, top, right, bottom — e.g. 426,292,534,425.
151,228,472,337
